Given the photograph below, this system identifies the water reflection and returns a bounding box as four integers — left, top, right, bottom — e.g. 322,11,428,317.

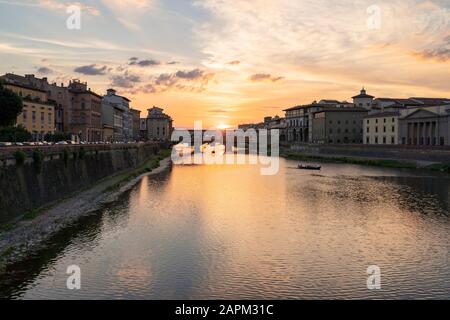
0,159,449,299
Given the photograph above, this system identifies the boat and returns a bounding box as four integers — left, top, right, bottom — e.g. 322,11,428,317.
298,163,322,170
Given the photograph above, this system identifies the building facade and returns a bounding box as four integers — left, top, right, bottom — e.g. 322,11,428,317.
130,108,141,141
3,83,55,141
312,108,367,144
102,89,133,142
144,107,173,141
398,105,450,146
68,80,103,142
364,112,399,145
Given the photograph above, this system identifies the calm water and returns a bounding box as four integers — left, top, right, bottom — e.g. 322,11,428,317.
1,158,449,299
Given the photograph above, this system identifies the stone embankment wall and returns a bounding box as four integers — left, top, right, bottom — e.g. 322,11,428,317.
288,144,450,163
0,142,163,224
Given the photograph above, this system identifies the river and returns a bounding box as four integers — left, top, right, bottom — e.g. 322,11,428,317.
0,157,449,299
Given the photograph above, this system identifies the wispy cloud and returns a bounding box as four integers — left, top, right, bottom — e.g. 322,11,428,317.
249,73,284,82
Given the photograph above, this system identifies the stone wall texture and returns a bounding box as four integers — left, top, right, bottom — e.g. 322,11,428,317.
0,143,162,224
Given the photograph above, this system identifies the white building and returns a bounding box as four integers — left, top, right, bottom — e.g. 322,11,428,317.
102,89,133,141
352,88,374,110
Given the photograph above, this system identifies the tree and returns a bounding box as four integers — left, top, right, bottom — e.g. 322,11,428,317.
0,82,23,127
0,125,32,142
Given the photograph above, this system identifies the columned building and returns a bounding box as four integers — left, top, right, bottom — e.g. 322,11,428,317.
399,106,450,146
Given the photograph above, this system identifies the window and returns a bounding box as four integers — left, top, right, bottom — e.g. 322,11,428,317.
41,112,44,122
366,137,370,144
367,119,369,124
48,113,52,125
375,137,378,144
329,129,333,134
23,110,27,120
384,118,386,123
32,111,36,123
375,119,378,124
383,137,386,144
375,127,378,133
391,137,395,144
392,126,395,132
367,127,370,133
383,126,386,133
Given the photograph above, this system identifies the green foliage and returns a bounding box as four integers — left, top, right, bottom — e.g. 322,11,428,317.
23,209,40,221
0,126,32,142
0,84,23,127
14,151,26,165
32,150,44,173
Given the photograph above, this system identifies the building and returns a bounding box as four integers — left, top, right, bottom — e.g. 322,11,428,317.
284,105,310,143
102,89,133,141
130,108,141,141
364,112,400,145
68,80,103,142
398,105,450,146
312,108,368,144
144,107,173,141
3,82,55,141
1,74,72,133
352,88,374,110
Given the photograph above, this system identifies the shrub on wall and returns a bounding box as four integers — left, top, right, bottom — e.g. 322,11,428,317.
14,151,26,166
32,150,44,173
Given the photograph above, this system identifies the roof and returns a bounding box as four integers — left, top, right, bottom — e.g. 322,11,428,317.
410,97,450,106
375,98,422,106
352,93,374,99
3,81,47,93
313,107,368,114
364,111,400,119
283,103,331,112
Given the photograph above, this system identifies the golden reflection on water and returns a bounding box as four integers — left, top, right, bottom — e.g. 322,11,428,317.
6,157,450,299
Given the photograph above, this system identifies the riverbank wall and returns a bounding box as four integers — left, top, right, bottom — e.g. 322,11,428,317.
0,142,165,224
286,144,450,164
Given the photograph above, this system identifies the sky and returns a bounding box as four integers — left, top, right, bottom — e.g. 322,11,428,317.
0,0,450,128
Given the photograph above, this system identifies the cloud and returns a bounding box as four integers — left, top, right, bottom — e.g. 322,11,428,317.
38,0,100,16
74,64,108,75
36,66,53,75
412,36,450,62
227,60,240,65
131,68,214,94
249,73,284,82
209,109,228,113
167,61,179,65
100,0,155,30
129,58,161,67
111,71,141,88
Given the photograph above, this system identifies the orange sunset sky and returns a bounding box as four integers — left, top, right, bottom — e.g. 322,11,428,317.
1,0,450,128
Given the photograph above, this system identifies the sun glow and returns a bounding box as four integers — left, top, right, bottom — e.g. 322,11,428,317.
217,124,231,130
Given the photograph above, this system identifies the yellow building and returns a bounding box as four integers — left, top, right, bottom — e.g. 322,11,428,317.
364,112,399,145
4,83,55,141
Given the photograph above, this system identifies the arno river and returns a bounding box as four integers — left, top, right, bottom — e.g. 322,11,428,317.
0,158,449,299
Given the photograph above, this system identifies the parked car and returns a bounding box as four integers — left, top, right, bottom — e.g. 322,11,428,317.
0,142,13,147
56,141,68,145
